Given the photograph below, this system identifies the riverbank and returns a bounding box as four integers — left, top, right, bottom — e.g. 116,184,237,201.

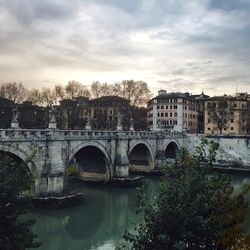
212,166,250,175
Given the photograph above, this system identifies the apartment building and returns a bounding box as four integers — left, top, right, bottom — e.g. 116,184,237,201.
89,96,131,130
147,90,204,133
204,93,249,135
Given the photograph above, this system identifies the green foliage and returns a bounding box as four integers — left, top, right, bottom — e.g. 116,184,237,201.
0,154,41,250
120,139,250,250
65,164,80,177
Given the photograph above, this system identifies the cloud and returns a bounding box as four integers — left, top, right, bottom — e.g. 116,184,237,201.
0,0,249,95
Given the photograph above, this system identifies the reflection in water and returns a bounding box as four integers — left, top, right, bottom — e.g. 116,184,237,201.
30,179,155,250
229,174,250,234
30,174,250,250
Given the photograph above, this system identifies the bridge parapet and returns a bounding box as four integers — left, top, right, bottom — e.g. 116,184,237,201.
0,129,185,141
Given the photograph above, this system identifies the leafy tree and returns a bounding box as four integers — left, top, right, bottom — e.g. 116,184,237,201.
0,154,41,250
120,139,250,249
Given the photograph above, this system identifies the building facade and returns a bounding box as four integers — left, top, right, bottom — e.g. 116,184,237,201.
57,96,89,130
204,93,249,135
89,96,131,130
147,90,204,133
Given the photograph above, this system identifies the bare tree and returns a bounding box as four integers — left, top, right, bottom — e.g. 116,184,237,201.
0,82,27,103
90,81,102,98
40,88,56,107
65,80,90,99
207,99,232,134
90,81,113,98
117,80,152,107
111,83,122,96
26,89,43,105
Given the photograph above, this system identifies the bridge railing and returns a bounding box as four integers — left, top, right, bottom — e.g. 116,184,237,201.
0,129,184,141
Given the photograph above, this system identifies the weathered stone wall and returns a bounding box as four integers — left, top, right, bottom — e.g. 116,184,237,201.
185,134,250,167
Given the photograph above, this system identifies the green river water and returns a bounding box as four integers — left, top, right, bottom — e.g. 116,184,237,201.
29,174,250,250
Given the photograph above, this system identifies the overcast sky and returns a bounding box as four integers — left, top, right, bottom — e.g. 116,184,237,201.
0,0,250,95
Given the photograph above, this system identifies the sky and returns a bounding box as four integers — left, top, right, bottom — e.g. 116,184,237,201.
0,0,250,96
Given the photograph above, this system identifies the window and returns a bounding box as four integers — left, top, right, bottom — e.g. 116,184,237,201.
157,113,160,117
174,105,177,109
173,120,177,125
166,105,168,109
161,105,164,109
165,113,168,117
208,127,211,130
170,105,172,109
170,113,172,117
157,106,160,109
161,113,164,117
208,119,210,123
174,112,177,117
231,119,234,123
231,127,234,130
170,120,172,125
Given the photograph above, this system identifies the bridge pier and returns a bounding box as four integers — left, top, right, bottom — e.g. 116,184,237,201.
155,150,168,169
35,174,64,196
33,137,66,196
114,136,130,177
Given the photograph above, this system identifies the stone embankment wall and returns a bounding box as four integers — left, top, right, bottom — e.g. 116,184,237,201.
186,135,250,167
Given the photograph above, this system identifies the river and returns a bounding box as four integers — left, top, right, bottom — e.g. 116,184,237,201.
29,174,250,250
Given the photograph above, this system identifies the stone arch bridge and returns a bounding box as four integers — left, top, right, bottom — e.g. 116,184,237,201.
1,129,249,196
0,129,185,195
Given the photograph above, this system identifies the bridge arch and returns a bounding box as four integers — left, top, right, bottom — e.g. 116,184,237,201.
0,144,37,176
128,140,155,172
68,141,112,180
165,140,180,159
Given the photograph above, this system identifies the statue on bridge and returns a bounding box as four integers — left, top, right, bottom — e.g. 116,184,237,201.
48,107,57,129
85,115,92,131
11,107,19,129
129,117,135,131
116,112,123,131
